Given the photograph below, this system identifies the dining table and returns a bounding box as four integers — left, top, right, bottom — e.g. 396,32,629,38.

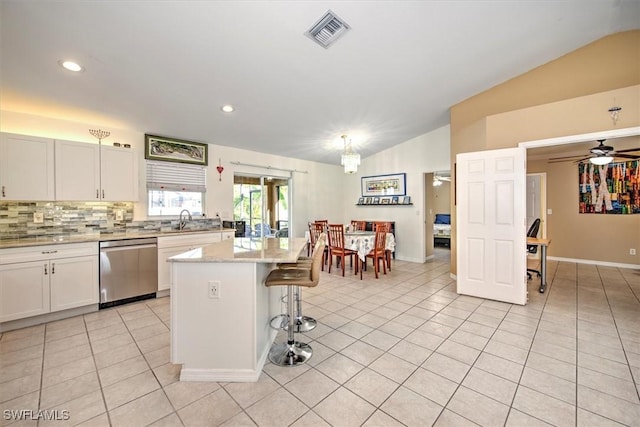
344,231,396,261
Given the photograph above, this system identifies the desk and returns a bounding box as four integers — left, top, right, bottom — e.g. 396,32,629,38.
345,231,396,261
527,237,551,293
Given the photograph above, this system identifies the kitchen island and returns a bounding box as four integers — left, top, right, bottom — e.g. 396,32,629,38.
168,236,308,382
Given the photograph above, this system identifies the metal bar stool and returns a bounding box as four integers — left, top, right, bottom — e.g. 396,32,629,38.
264,234,326,366
273,232,325,333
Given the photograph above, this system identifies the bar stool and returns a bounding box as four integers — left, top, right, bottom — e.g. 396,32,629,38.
273,233,323,333
264,234,326,366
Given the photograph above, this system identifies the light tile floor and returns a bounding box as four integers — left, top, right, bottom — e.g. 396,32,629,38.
1,249,639,426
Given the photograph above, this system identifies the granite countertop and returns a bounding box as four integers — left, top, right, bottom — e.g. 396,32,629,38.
169,237,308,263
0,228,237,249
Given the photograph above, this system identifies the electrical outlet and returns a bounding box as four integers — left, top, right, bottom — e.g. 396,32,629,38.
33,212,44,224
208,281,220,298
115,209,124,221
631,248,636,256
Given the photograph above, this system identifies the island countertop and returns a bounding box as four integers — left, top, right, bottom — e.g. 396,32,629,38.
168,237,308,263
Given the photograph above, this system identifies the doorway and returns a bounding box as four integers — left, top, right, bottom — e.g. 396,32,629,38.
424,171,451,260
233,174,291,237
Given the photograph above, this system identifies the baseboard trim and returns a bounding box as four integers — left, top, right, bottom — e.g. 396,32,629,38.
0,304,98,333
180,367,260,382
548,256,640,270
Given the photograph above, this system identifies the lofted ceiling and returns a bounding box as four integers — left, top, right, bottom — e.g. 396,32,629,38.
1,1,638,166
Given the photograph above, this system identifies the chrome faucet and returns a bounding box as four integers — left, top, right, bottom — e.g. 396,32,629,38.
178,209,192,230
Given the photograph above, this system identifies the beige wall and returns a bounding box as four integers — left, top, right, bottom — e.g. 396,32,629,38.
425,173,435,258
528,154,640,266
450,30,640,274
433,180,451,215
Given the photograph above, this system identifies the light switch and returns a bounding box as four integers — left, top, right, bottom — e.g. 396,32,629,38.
547,208,553,215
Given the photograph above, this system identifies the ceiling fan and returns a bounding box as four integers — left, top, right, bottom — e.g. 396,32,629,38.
547,139,640,164
433,173,451,186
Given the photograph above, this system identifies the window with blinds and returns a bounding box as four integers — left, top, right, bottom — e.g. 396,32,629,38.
146,161,206,216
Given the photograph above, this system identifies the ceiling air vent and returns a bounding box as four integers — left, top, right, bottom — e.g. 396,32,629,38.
305,10,350,49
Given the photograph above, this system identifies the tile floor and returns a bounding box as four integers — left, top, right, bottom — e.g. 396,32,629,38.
1,249,639,426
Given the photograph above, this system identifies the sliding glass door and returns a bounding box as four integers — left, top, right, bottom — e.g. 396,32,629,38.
233,174,292,237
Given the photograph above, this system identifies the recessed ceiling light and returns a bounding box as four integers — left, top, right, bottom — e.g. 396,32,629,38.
58,60,84,72
221,105,234,113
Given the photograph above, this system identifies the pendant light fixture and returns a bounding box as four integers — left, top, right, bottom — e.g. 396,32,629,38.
341,135,360,174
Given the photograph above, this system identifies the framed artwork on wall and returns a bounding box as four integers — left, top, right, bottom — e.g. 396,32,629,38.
145,134,208,166
361,173,406,197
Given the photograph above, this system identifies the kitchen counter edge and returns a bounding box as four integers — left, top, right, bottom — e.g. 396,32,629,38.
0,229,238,249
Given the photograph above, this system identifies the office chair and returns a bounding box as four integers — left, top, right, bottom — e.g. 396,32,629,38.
526,218,541,280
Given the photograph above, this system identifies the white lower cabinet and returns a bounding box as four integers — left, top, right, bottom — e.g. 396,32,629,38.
157,232,227,292
50,256,98,312
0,261,50,322
0,243,98,323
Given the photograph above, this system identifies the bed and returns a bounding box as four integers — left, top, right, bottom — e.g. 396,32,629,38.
433,213,451,247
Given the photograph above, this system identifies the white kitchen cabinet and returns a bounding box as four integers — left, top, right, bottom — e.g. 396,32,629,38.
49,255,99,312
157,232,222,292
55,140,101,200
54,140,138,201
100,145,138,201
0,133,55,201
221,231,234,240
0,261,50,322
0,242,98,322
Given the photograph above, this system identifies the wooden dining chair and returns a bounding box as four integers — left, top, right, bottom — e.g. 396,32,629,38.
315,220,329,230
327,223,357,277
350,220,366,231
374,222,393,271
360,229,387,280
309,222,328,270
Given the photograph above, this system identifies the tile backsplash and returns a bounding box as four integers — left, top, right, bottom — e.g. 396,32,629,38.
0,202,221,240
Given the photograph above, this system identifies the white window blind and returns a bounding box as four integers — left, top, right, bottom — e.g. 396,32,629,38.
146,160,206,192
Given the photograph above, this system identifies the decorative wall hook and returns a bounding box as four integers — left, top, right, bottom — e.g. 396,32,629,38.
216,158,224,181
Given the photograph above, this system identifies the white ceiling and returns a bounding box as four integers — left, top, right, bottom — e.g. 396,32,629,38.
1,1,638,165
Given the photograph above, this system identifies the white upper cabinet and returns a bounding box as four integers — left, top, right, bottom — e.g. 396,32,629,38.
100,145,138,201
0,133,55,201
54,139,138,202
55,140,101,200
1,133,138,202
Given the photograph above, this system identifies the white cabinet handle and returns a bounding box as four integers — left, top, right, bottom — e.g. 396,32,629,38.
44,264,48,275
51,263,55,274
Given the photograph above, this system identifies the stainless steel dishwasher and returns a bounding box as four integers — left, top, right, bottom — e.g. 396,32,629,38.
99,237,158,308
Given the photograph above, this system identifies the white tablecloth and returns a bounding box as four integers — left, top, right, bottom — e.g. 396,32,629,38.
344,232,395,261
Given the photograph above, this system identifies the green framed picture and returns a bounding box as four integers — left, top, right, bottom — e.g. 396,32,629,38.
145,134,208,166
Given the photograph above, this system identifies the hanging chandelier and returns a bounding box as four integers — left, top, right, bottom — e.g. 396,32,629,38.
340,134,360,174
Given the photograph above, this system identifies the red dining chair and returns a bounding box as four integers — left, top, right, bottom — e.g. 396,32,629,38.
309,222,328,270
361,229,387,280
350,220,366,231
327,223,357,277
374,222,393,271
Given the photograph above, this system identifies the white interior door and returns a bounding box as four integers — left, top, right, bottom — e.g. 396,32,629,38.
456,147,527,305
526,174,541,232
